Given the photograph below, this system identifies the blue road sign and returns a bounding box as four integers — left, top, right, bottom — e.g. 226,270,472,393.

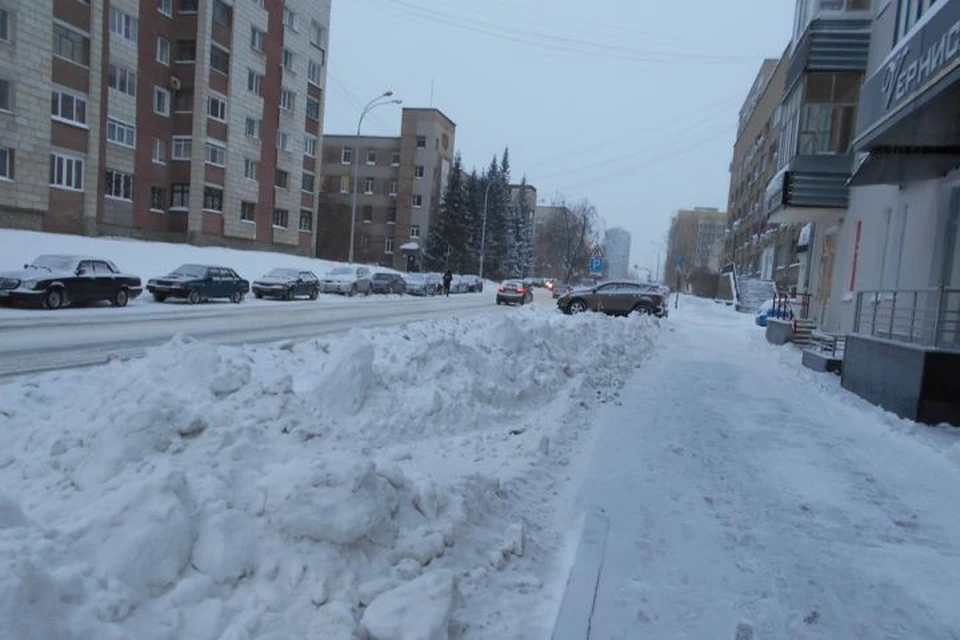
589,256,603,274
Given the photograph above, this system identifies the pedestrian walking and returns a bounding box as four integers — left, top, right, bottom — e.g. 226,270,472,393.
442,270,453,297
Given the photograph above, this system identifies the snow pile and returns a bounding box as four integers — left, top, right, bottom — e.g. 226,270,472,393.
0,307,660,638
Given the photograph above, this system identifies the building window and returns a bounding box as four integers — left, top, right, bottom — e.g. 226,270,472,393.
302,172,315,193
389,180,398,196
339,175,350,193
104,169,133,200
366,150,377,165
207,94,227,121
107,64,137,96
361,235,370,251
244,158,258,180
0,10,6,42
109,8,138,43
341,146,353,164
0,79,10,112
280,89,295,111
250,27,265,52
212,0,232,25
387,207,397,223
106,117,136,147
282,48,295,72
175,39,196,63
306,97,320,121
174,89,193,112
896,0,936,43
797,72,861,155
51,89,87,126
178,0,198,13
170,183,189,208
307,59,323,86
210,45,230,75
412,194,423,207
390,151,401,165
247,69,263,96
385,237,394,254
304,134,318,157
414,165,424,178
53,24,90,66
310,19,324,47
283,6,296,30
241,201,256,222
273,208,289,228
245,117,261,138
49,152,84,191
416,135,426,148
275,169,289,189
150,186,165,211
410,225,420,238
156,0,171,16
156,37,170,64
364,177,374,194
152,138,167,164
203,186,223,212
171,136,191,160
154,87,170,116
362,205,373,222
277,130,290,151
299,209,313,231
0,147,13,181
205,140,226,166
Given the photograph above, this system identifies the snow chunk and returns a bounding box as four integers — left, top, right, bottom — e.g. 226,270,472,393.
191,510,253,584
360,570,458,640
0,494,27,529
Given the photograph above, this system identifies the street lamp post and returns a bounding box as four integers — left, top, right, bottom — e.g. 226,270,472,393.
348,91,402,263
650,241,664,282
478,176,499,281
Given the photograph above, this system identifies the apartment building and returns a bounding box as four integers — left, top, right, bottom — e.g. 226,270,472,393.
316,107,455,271
603,227,631,280
664,207,726,290
0,0,329,256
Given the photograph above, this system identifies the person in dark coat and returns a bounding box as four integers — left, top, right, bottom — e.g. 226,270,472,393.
442,270,453,297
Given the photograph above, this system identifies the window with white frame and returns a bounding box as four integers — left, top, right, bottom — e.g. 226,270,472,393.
283,6,296,30
53,24,90,66
385,237,394,254
156,0,171,16
170,183,189,208
361,234,370,250
49,152,84,190
412,194,423,207
0,147,13,181
51,89,87,126
280,89,295,111
241,201,256,222
210,45,230,74
154,86,170,115
106,118,136,147
250,27,265,52
156,37,170,64
308,59,323,86
310,19,324,47
275,169,289,189
212,0,232,25
339,175,350,193
362,205,372,222
341,146,353,164
366,149,376,165
245,117,261,138
247,69,263,96
109,8,138,43
390,151,400,165
410,225,420,238
304,134,317,157
302,172,315,193
414,165,424,178
107,64,137,96
152,138,167,164
299,209,312,231
364,177,374,194
150,186,165,210
416,135,426,148
244,158,258,179
282,48,295,72
273,208,289,228
175,38,196,63
207,94,227,121
276,130,290,151
203,186,223,211
896,0,937,43
388,179,398,196
205,140,226,166
171,136,191,160
0,79,10,112
104,169,133,200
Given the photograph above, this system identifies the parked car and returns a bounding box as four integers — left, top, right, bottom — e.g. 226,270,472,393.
0,254,143,310
552,282,573,299
556,281,668,317
252,268,320,300
371,272,406,295
496,280,533,305
147,264,249,304
402,273,435,296
459,274,483,293
448,275,471,294
319,266,373,296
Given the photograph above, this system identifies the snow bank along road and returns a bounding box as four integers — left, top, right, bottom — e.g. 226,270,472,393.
574,297,960,639
0,293,498,377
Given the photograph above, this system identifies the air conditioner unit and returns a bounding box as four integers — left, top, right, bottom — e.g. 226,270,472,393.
169,76,182,91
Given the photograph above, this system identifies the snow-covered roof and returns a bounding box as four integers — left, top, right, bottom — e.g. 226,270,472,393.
399,242,420,252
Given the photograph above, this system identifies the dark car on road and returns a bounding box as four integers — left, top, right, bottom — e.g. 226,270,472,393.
496,280,533,306
0,254,143,310
371,272,406,295
252,268,320,300
147,264,249,304
557,281,668,317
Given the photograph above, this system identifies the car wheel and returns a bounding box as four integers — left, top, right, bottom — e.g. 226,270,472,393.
568,299,587,314
153,293,167,303
348,285,357,297
254,292,263,299
632,304,654,316
285,288,296,301
111,288,129,308
187,290,201,305
309,288,319,300
230,290,244,304
43,287,65,310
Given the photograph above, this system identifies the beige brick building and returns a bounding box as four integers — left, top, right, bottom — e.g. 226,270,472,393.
0,0,329,256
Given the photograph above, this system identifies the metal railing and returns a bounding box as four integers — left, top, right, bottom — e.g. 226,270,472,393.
853,287,960,351
772,292,812,320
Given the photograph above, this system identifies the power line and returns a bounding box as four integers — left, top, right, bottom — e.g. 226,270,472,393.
326,73,394,130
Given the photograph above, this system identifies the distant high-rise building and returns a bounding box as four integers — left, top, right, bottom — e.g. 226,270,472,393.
603,227,631,279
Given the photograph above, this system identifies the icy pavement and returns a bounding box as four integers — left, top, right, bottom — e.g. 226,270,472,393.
578,298,960,639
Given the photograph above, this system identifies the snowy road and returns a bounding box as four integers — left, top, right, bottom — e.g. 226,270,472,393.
0,293,499,376
576,299,960,639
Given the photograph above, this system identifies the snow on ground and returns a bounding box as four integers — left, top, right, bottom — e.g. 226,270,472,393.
0,305,661,639
578,296,960,639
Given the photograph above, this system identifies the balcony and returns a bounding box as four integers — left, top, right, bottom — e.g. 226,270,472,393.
765,154,854,223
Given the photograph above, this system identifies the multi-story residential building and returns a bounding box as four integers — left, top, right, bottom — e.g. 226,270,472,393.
0,0,329,256
603,227,631,280
726,52,803,291
664,207,727,289
821,0,960,425
764,0,873,322
316,107,455,271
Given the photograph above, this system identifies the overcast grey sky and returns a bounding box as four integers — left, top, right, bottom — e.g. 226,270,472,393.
324,0,795,277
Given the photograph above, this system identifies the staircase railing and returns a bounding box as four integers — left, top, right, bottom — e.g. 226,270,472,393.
771,292,811,321
853,287,960,351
